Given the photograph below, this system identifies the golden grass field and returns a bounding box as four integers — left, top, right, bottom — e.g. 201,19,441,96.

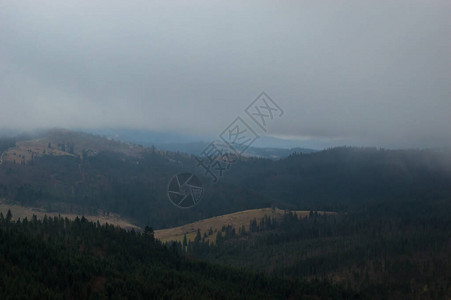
155,208,335,244
0,201,140,231
0,201,335,243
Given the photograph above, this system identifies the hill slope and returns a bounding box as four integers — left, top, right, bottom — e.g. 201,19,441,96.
1,130,451,230
0,215,354,299
155,208,334,243
180,200,451,299
0,201,140,231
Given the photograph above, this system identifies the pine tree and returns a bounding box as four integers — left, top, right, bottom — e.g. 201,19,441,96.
194,229,201,244
6,209,12,222
145,226,155,241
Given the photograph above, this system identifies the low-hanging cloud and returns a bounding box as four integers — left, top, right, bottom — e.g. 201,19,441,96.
0,0,450,148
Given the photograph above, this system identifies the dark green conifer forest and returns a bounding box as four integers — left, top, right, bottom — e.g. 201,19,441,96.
1,134,450,298
0,212,354,299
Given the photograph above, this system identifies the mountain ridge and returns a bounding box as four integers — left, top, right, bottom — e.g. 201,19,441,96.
1,129,450,229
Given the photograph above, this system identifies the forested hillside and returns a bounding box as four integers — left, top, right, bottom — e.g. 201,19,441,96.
178,199,451,299
0,212,354,299
1,132,451,229
224,147,451,211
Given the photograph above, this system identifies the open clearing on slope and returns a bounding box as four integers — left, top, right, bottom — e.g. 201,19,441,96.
0,201,140,231
155,208,335,244
0,130,145,165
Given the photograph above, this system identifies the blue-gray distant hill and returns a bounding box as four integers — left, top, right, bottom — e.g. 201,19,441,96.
83,128,317,159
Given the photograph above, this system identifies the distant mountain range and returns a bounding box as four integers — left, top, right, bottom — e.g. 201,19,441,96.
83,128,317,159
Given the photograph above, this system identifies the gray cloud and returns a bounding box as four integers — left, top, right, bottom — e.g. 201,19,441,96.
0,0,450,148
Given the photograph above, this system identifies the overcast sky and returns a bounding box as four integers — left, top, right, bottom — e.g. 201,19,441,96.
0,0,450,148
